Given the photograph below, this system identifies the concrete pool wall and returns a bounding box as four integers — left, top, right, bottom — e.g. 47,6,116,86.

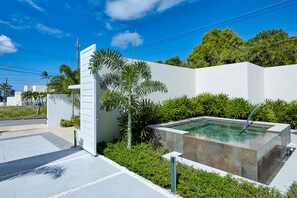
150,116,291,183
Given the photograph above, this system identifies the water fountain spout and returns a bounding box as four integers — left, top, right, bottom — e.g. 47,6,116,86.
238,105,262,134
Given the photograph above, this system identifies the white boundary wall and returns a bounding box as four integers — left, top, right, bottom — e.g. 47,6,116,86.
47,94,79,127
265,65,297,101
77,44,297,152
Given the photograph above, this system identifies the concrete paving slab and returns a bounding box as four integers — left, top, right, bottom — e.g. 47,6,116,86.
63,173,169,198
0,135,175,198
0,135,60,163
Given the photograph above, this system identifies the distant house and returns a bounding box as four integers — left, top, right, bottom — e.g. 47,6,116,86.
6,85,48,106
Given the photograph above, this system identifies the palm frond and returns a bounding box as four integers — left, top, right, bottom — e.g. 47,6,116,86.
100,90,128,111
100,72,120,89
135,80,168,97
134,61,151,80
89,49,127,74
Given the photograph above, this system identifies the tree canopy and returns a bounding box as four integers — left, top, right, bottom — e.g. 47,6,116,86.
187,28,297,68
188,29,245,68
246,29,297,67
47,64,80,94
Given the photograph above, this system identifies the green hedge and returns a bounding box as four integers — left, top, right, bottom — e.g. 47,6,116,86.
161,93,297,129
102,141,286,198
119,93,297,142
60,116,80,128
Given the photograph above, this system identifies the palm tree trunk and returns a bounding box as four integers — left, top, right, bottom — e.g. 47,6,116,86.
127,95,132,148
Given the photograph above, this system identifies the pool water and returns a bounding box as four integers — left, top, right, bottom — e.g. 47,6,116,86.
172,120,268,142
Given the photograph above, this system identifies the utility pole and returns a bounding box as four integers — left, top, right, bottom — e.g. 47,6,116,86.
76,39,80,69
4,78,7,106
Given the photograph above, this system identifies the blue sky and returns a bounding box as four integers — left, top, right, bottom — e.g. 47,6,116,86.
1,0,297,91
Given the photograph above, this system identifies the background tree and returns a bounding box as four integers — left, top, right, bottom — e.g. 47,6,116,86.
22,91,33,105
246,29,297,67
47,64,80,94
40,71,51,85
0,82,15,105
89,49,168,148
188,29,245,68
165,56,184,66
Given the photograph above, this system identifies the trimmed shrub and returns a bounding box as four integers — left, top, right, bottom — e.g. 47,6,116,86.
60,116,80,128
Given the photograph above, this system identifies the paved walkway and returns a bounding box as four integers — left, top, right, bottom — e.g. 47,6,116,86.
0,133,175,198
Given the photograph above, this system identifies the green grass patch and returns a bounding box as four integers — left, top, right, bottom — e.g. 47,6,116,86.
0,106,47,120
101,141,288,198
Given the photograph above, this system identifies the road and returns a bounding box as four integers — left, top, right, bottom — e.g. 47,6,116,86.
0,119,47,127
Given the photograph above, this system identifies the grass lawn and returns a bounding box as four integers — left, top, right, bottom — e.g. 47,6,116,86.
0,106,47,120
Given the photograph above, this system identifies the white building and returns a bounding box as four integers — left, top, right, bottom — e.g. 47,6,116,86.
24,85,47,93
7,92,23,106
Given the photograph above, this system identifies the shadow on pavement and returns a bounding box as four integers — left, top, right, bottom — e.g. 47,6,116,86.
0,147,82,182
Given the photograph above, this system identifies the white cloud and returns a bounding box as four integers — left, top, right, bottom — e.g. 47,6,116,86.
19,0,45,13
157,0,184,12
0,35,17,55
111,31,143,49
105,0,192,20
35,23,70,38
0,18,31,30
105,22,113,30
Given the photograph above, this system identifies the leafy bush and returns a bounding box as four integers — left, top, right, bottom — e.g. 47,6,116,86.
102,141,282,198
118,99,163,143
60,116,80,128
158,94,297,129
161,95,202,121
253,99,288,123
285,101,297,129
226,97,254,119
286,181,297,198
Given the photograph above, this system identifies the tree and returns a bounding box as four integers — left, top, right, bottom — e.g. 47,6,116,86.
89,49,168,148
47,64,80,94
246,29,297,67
188,29,245,68
40,71,51,84
22,91,33,105
0,82,15,105
165,56,184,66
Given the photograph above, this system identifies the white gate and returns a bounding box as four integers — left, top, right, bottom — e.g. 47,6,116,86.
79,44,98,155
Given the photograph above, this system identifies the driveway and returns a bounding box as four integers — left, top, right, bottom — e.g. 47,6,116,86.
0,133,175,198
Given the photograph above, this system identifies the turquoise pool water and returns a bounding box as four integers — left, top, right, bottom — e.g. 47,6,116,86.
172,120,268,142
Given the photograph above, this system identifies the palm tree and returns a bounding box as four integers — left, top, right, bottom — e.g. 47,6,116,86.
40,71,51,85
0,82,14,105
89,49,168,148
40,71,51,93
22,91,33,106
47,65,79,94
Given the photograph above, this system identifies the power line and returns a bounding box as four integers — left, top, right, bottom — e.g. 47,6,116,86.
0,64,59,75
0,68,41,75
123,0,297,51
0,44,76,62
